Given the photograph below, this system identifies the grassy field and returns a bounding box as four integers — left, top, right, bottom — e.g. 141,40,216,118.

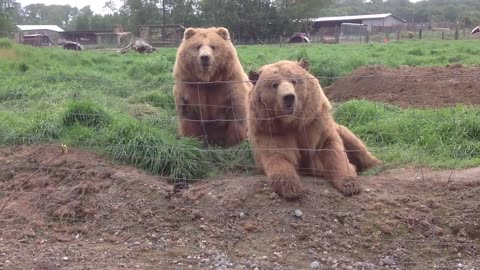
1,38,479,180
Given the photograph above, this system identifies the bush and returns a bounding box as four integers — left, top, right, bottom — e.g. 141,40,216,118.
0,38,12,49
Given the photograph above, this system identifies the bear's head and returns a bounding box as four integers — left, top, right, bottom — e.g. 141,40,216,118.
248,59,331,122
175,27,236,82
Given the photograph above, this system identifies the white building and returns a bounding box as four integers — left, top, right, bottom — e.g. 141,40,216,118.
311,13,407,33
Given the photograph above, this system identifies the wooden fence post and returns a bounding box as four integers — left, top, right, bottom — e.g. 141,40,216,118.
335,25,339,44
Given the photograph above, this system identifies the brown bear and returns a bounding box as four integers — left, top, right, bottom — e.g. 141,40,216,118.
173,27,251,147
247,59,381,200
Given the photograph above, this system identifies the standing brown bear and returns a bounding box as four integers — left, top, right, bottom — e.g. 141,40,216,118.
247,59,381,200
173,27,251,147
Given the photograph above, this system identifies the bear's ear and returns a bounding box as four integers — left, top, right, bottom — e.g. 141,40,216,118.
248,70,261,85
184,28,196,40
298,58,311,71
216,27,231,40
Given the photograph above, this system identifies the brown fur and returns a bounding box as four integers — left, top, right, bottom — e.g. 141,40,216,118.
336,124,382,172
173,27,251,147
247,59,381,200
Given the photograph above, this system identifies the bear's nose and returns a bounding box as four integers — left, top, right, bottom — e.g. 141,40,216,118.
200,55,210,66
283,94,296,107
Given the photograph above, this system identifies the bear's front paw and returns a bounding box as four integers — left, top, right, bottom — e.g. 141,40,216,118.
269,174,307,201
334,177,362,197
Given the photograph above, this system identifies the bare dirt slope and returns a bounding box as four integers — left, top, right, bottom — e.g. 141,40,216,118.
325,65,480,108
1,145,479,270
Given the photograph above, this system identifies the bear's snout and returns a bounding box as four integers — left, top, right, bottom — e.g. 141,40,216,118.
283,94,296,113
200,55,210,67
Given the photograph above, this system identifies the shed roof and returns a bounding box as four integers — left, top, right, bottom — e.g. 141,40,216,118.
16,25,64,32
311,13,407,23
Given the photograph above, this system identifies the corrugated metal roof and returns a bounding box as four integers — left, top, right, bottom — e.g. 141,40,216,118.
16,25,65,32
311,13,406,23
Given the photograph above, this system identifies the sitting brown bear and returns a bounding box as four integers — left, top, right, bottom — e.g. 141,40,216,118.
173,27,251,147
247,59,381,200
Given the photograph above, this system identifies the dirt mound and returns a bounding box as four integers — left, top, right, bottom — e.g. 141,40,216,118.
325,65,480,108
1,145,480,269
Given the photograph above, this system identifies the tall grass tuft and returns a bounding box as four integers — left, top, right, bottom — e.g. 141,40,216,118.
63,101,113,129
102,118,213,180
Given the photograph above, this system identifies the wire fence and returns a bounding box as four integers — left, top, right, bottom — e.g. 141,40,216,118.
1,71,480,269
303,23,480,45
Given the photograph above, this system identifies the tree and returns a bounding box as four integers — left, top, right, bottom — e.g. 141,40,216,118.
0,0,18,36
22,4,78,28
444,5,458,22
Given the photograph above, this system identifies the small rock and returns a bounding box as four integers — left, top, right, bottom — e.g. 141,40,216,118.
310,261,320,269
324,230,333,236
457,263,463,268
242,222,257,233
239,212,246,219
365,188,371,192
294,209,303,218
431,225,444,236
191,210,202,219
23,228,36,238
269,192,279,199
380,256,395,266
62,257,69,261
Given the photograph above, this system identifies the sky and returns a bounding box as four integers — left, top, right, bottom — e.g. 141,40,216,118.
17,0,423,16
17,0,123,15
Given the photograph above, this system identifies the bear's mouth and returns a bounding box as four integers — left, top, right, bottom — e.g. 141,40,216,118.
284,105,295,114
283,94,296,114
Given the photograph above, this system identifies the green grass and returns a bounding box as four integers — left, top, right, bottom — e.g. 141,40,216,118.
334,100,480,169
1,38,479,180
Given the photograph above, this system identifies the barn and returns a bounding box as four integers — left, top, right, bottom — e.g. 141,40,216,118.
15,25,64,46
311,13,407,34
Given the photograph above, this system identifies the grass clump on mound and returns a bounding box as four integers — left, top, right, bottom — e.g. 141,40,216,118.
102,118,213,180
63,101,113,129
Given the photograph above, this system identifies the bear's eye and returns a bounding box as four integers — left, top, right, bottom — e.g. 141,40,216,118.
272,83,279,89
210,45,215,50
196,45,202,50
291,79,297,86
